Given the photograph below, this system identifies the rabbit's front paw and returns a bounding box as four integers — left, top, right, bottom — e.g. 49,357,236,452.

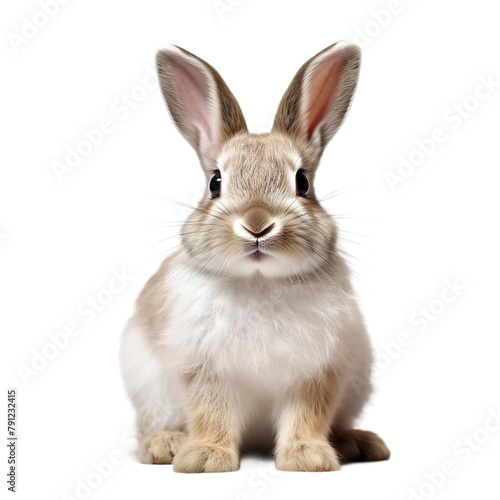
173,443,239,473
276,440,340,472
138,429,187,464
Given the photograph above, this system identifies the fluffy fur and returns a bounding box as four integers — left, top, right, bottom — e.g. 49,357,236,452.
120,41,389,472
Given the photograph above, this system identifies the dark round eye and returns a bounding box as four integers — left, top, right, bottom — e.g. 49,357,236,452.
209,169,221,198
296,169,310,197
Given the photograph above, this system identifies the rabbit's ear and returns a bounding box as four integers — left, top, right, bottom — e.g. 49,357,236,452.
156,46,247,169
272,42,361,164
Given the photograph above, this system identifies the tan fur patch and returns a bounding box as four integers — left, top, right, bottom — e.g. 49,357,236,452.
172,373,241,473
173,444,239,473
275,369,342,471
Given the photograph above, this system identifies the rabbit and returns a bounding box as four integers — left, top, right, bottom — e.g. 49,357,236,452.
119,41,390,473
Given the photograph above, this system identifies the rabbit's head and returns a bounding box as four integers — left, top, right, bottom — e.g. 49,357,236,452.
156,42,360,278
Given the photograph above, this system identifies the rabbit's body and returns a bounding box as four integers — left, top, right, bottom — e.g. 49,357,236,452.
121,249,373,448
120,42,390,472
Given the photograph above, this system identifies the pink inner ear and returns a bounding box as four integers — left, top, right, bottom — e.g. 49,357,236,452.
306,52,346,138
169,56,213,140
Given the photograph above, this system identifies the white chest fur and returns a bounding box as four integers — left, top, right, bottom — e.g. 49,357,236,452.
159,265,357,389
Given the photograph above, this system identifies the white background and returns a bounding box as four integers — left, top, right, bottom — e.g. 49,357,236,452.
2,0,500,499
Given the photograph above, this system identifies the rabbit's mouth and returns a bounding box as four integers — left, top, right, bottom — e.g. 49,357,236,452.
249,248,266,261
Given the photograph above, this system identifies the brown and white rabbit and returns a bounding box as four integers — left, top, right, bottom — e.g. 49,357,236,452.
120,41,390,473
